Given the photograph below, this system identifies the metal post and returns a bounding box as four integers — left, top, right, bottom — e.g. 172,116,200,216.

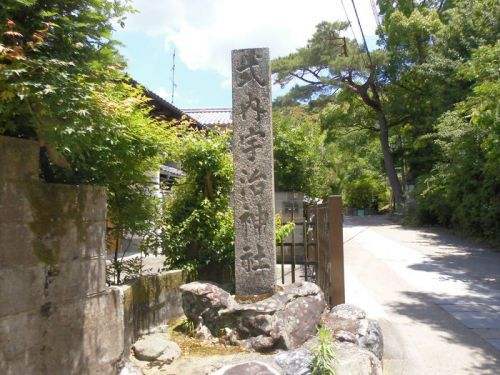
304,206,308,282
281,240,285,284
315,202,319,282
291,206,296,283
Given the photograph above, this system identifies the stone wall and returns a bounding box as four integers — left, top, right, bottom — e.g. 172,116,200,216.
0,136,124,374
121,270,190,354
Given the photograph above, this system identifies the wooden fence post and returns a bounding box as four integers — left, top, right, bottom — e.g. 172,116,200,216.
328,195,345,306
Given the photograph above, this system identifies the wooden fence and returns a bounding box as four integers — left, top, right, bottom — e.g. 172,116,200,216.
308,196,345,307
277,196,345,307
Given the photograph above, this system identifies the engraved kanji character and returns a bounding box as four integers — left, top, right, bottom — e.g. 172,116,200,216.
239,169,266,197
252,244,271,271
239,93,267,122
239,206,253,236
240,126,265,161
254,203,269,235
236,50,267,87
238,203,269,237
240,246,254,272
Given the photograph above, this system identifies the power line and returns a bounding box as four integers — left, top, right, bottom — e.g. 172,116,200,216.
171,48,176,104
350,0,373,66
339,0,367,64
339,0,358,45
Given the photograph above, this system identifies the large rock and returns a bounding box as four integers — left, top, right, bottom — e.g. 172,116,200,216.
181,281,326,351
211,361,280,375
118,362,144,375
359,319,383,360
333,342,382,375
132,333,180,363
321,304,383,360
274,342,382,375
275,348,313,375
156,341,181,363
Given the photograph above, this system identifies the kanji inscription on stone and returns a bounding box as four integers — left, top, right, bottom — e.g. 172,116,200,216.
232,48,276,296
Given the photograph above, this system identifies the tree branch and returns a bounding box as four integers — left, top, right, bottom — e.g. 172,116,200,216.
290,71,322,85
306,68,322,80
342,68,382,111
388,115,411,128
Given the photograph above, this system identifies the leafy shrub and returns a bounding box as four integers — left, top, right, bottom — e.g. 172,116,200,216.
273,108,336,198
343,177,389,211
0,1,172,245
106,256,143,286
143,127,234,273
275,214,296,243
412,45,500,246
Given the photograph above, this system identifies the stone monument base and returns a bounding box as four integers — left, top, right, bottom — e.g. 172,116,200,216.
180,281,326,352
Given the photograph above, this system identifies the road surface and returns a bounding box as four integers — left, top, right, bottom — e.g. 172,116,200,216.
344,215,500,374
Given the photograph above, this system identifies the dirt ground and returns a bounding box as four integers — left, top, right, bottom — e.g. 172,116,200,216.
130,351,282,375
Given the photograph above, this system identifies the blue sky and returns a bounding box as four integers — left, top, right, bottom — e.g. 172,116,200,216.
114,0,378,109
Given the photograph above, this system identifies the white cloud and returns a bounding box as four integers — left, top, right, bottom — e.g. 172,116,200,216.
154,86,170,100
124,0,378,79
154,86,199,107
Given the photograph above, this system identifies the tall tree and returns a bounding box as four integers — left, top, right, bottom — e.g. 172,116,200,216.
273,21,406,207
273,108,336,198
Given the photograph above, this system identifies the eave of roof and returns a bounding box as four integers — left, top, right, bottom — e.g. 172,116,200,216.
183,108,233,126
128,78,207,130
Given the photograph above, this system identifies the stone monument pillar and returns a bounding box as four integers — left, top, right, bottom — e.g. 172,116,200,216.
232,48,276,296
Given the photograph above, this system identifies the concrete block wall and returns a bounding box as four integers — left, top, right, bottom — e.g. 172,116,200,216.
121,270,190,354
0,136,124,374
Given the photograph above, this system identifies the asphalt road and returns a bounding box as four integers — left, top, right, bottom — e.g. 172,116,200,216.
344,215,500,375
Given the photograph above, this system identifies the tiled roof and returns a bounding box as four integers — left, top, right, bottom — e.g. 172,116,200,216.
128,78,205,130
160,164,185,178
183,108,233,127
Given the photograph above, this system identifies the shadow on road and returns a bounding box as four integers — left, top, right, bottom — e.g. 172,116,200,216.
389,291,500,374
346,215,500,291
344,215,500,373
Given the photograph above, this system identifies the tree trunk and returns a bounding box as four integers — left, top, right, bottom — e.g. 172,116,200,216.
204,173,214,201
378,112,404,208
348,75,405,209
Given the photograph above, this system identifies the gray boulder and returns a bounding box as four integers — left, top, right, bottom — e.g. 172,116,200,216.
211,361,280,375
275,342,382,375
275,348,313,375
156,341,181,363
359,319,383,360
118,362,144,375
132,333,180,363
181,281,326,351
321,304,383,360
333,342,382,375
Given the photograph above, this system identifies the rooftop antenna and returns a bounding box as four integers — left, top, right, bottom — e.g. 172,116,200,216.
369,0,381,27
171,48,176,104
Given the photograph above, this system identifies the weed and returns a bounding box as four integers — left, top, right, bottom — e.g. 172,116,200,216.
310,326,336,375
178,317,195,337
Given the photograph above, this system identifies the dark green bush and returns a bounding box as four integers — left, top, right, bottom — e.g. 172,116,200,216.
344,177,389,211
143,127,234,273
